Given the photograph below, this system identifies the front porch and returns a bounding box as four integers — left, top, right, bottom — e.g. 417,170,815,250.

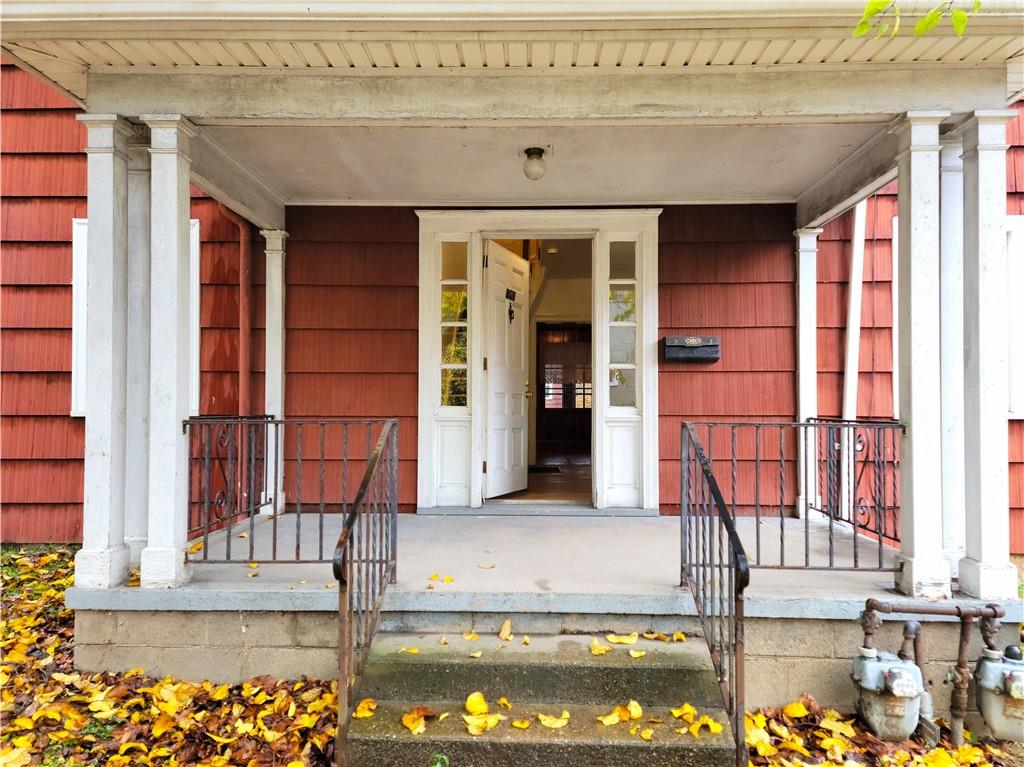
67,513,1022,711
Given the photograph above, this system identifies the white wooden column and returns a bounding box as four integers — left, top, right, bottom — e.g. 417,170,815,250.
893,111,951,598
261,229,288,513
74,115,133,588
124,136,151,565
958,110,1018,599
839,201,867,517
140,115,197,588
795,226,822,517
938,135,966,573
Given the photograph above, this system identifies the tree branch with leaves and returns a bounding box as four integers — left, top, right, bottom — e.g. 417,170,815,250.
855,0,981,38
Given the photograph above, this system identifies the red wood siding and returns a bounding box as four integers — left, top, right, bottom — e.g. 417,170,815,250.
1009,101,1024,554
658,204,797,515
0,63,250,542
0,63,85,542
283,207,419,512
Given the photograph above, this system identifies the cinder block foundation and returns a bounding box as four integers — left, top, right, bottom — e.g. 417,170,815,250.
75,609,1019,716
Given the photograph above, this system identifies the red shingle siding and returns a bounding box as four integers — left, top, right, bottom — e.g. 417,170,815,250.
1009,101,1024,554
0,64,85,541
0,64,248,542
658,204,798,515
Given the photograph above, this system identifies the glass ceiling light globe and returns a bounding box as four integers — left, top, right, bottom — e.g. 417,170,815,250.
523,147,546,181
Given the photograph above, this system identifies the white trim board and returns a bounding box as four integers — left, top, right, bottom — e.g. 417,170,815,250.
417,209,661,511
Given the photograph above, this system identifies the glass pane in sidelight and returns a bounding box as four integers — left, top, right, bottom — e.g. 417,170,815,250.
441,241,468,280
609,325,636,365
609,241,636,280
609,367,637,407
441,367,468,407
441,285,468,322
441,326,468,364
609,286,636,323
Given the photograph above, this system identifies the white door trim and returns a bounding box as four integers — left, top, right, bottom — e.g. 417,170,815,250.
417,209,661,510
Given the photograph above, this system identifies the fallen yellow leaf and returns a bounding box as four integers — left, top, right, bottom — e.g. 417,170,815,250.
442,575,454,583
522,635,530,646
626,700,643,720
672,631,687,642
468,651,482,658
439,636,449,645
512,719,531,730
401,705,435,735
597,709,622,726
606,632,639,645
639,727,654,741
465,692,489,716
671,703,697,723
352,698,377,719
498,618,513,641
463,631,480,641
782,700,809,719
399,647,419,654
247,562,259,569
590,637,613,656
438,712,450,722
819,717,857,738
187,541,204,554
429,572,440,581
210,683,230,701
537,710,570,729
497,697,512,710
463,713,505,736
642,631,669,641
628,649,647,659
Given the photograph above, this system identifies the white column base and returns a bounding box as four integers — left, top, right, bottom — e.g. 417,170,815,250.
125,536,147,567
140,546,192,588
894,554,952,599
957,556,1019,599
74,545,130,589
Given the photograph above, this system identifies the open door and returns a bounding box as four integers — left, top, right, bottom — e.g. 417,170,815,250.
484,240,530,498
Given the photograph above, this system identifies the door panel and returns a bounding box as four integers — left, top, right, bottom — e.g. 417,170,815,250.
485,241,530,498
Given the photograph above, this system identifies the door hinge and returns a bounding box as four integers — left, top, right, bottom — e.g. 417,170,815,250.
483,357,488,371
482,460,487,473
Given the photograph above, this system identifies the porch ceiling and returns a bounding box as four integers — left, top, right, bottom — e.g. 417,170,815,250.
200,121,888,205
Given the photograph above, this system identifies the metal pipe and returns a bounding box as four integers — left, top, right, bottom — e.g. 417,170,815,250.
861,599,1005,746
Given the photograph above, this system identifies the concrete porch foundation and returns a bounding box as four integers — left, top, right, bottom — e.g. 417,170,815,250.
69,515,1022,715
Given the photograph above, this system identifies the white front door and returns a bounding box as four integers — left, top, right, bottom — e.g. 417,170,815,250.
485,241,530,498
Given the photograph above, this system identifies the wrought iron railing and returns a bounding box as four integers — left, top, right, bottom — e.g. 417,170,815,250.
184,417,397,563
681,423,750,767
686,420,903,571
332,419,399,767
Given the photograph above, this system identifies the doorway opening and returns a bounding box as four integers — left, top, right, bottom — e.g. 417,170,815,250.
484,238,593,505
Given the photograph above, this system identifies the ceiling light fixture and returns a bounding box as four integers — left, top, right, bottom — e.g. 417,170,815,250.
522,147,546,181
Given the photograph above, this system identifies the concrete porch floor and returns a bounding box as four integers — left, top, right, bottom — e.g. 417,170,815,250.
67,514,1022,623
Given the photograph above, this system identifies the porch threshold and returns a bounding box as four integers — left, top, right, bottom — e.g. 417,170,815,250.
416,505,659,516
65,517,1022,623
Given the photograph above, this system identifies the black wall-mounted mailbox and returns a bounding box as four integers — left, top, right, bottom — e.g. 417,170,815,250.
661,335,721,363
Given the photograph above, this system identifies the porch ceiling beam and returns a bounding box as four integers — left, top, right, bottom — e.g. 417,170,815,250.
794,123,898,229
88,65,1006,125
188,129,286,231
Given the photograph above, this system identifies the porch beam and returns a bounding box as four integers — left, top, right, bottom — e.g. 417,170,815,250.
190,130,286,231
262,228,288,514
124,134,152,566
957,109,1018,599
893,110,951,599
938,135,966,574
74,114,133,589
795,126,897,230
86,66,1006,124
140,114,196,588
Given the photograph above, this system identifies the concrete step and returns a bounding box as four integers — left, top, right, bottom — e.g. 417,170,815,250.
378,611,703,635
347,698,736,767
359,632,721,708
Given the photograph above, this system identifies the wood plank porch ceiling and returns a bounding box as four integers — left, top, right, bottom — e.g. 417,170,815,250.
3,24,1021,106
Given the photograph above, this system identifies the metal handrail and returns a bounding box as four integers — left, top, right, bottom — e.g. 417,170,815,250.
681,423,750,767
332,419,399,767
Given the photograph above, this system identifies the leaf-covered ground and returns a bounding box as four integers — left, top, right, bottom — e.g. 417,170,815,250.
1,547,1020,767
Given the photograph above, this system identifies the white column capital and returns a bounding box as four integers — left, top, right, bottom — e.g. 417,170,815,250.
77,114,136,158
260,229,289,253
794,227,823,247
127,135,151,172
141,115,198,156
